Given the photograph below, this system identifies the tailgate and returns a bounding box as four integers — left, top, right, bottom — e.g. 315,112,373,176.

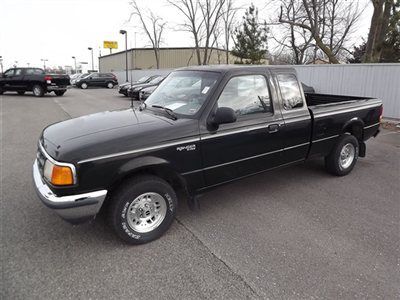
47,74,70,86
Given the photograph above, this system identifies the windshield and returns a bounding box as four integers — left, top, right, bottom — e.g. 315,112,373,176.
149,76,164,84
145,71,219,116
137,76,149,83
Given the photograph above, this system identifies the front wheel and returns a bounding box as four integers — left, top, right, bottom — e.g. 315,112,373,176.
108,175,177,244
32,85,44,97
325,134,359,176
17,91,25,95
54,90,66,96
80,82,88,89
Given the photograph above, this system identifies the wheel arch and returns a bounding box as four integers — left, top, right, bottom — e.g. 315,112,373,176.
104,156,190,207
342,117,364,141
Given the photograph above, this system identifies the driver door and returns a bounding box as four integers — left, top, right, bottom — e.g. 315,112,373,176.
200,73,285,187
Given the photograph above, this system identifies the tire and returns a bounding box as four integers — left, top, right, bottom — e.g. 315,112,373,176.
106,82,114,89
55,90,66,96
325,134,359,176
109,175,177,245
80,82,88,89
0,88,3,95
32,85,45,97
17,91,25,95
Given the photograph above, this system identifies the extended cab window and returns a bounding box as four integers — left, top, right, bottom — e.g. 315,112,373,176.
218,75,272,116
25,68,44,75
277,74,303,110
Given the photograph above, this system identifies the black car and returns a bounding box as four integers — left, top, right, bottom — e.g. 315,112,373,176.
127,76,165,99
138,85,157,100
118,75,161,96
33,65,382,245
75,73,118,89
0,67,70,97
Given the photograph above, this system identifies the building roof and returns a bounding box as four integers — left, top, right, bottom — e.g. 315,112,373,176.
100,47,229,59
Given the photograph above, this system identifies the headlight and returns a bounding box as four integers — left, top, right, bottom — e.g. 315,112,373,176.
43,160,74,186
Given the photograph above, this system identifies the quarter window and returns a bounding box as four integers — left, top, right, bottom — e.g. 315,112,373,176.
277,74,303,110
218,75,272,116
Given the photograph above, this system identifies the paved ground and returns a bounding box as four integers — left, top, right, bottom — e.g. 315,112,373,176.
1,88,399,299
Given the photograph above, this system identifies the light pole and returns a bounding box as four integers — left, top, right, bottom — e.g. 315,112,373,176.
41,59,48,70
72,56,77,73
119,29,128,82
0,56,3,73
88,47,94,71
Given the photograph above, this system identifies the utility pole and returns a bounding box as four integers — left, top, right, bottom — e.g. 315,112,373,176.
88,47,94,71
72,56,77,73
119,30,128,82
41,59,48,70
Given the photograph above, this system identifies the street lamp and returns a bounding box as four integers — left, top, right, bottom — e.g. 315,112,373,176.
88,47,94,71
41,59,48,70
72,56,77,74
119,29,128,82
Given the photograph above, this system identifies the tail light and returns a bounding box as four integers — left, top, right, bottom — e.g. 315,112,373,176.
379,105,383,123
44,76,52,83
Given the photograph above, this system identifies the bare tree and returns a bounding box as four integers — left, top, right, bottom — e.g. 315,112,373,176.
221,0,239,64
364,0,393,62
272,0,314,64
166,0,204,65
167,0,226,65
199,0,226,64
129,0,167,69
278,0,363,64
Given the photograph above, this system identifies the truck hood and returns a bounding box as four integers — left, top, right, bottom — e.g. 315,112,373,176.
41,108,197,163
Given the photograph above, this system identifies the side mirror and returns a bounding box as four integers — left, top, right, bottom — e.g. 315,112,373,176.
208,107,236,129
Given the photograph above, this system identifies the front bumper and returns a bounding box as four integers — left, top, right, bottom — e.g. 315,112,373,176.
33,159,107,224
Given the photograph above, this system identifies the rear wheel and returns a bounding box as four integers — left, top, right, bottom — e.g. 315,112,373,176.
54,90,66,96
325,134,359,176
106,82,114,89
109,175,177,245
80,82,88,89
32,85,44,97
17,91,25,95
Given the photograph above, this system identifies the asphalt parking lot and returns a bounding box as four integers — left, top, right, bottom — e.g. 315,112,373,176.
1,87,399,299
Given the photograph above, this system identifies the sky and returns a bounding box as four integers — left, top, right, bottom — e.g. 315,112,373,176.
0,0,373,71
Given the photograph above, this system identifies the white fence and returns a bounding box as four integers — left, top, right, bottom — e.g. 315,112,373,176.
294,64,400,119
113,64,400,119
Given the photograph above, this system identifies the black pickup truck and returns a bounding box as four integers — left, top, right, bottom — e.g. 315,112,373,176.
33,66,382,244
0,67,70,96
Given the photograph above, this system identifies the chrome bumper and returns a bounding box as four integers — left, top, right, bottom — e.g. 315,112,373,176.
33,159,107,224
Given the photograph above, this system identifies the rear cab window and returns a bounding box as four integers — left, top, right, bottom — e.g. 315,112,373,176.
276,74,304,110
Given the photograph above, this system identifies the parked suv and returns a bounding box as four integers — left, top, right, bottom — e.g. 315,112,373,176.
75,73,118,89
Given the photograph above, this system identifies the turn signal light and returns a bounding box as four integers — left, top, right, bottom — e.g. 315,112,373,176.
51,165,74,186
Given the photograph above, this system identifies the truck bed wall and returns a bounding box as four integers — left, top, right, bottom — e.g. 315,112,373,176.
305,93,369,107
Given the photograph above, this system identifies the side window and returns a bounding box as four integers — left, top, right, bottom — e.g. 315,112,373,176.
218,75,272,117
14,69,22,76
277,74,303,110
4,69,15,77
91,73,99,78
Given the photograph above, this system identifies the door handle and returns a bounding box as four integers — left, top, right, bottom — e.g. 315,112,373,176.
267,124,280,133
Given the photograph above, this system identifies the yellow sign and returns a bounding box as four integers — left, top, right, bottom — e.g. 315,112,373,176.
103,41,118,49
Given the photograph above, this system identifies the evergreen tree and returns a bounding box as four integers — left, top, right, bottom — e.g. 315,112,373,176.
231,4,268,64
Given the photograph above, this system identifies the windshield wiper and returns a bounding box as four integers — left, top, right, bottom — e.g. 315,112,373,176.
151,105,178,120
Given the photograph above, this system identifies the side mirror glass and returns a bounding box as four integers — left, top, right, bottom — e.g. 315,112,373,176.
208,107,237,129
